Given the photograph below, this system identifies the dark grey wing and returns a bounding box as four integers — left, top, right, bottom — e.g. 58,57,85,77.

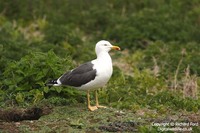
59,62,97,87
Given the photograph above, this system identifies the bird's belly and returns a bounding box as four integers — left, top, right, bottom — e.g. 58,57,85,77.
78,70,112,91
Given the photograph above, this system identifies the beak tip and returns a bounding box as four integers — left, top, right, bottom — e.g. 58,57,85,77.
112,46,121,51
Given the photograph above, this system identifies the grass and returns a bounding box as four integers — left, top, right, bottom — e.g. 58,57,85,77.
1,1,200,132
0,103,199,132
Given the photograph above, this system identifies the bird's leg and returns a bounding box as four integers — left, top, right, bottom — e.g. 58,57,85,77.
87,91,98,111
95,90,107,108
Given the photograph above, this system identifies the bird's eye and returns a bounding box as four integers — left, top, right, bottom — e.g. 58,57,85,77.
104,44,108,46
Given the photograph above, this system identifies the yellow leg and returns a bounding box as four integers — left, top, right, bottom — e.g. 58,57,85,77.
87,91,98,111
95,90,107,108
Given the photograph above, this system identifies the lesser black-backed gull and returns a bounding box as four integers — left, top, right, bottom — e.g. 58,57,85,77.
46,40,120,111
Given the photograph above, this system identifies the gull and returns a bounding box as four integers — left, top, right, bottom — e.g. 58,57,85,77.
46,40,120,111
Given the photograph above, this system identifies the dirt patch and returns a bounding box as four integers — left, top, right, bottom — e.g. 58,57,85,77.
0,106,52,133
0,106,52,122
99,121,137,132
0,122,19,133
0,105,199,132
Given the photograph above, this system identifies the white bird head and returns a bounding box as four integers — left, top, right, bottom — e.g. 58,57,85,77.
95,40,120,55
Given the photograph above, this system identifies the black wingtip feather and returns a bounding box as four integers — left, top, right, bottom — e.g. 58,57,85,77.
45,79,58,86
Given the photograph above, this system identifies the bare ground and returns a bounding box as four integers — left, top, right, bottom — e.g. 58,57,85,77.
0,104,199,132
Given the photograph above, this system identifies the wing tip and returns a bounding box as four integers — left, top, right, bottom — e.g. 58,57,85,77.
45,79,59,86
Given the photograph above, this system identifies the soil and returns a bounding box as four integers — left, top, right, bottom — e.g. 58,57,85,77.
99,121,137,132
0,104,199,132
0,106,52,122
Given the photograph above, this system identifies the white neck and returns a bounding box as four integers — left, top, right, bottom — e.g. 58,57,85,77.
97,51,111,62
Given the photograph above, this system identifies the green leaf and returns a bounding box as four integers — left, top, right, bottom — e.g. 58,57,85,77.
43,87,49,93
15,92,24,104
33,89,44,104
56,87,62,93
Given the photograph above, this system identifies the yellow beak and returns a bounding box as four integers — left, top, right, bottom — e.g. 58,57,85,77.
111,45,121,51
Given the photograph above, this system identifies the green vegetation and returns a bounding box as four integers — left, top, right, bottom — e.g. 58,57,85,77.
0,0,200,132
